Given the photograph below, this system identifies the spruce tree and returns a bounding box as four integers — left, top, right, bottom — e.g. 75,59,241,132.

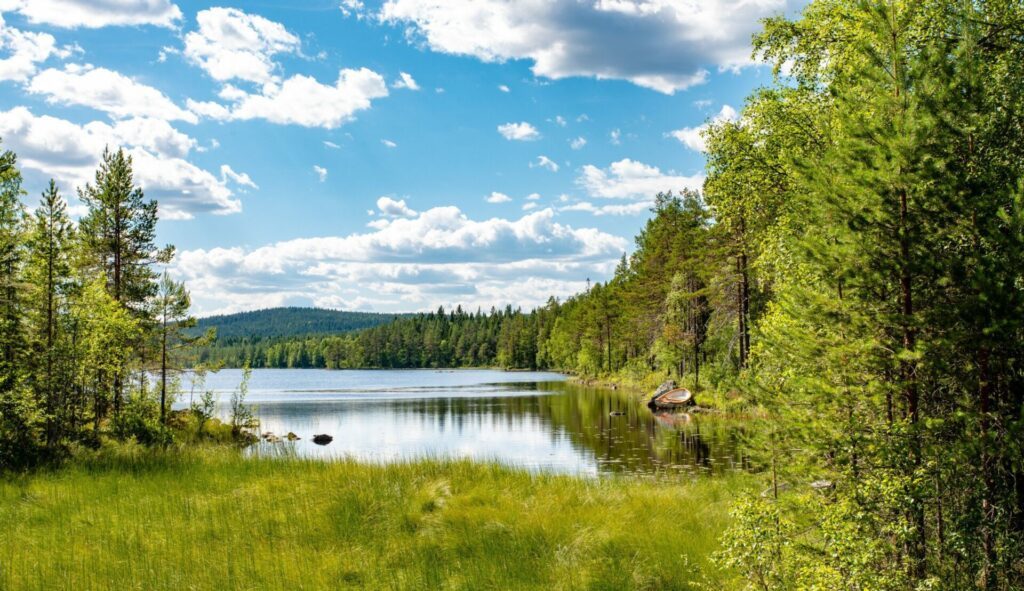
23,180,74,448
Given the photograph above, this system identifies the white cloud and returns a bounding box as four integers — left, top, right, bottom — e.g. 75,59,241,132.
184,7,300,85
560,200,653,216
339,0,366,18
157,45,177,63
522,202,537,211
110,117,196,158
0,106,246,219
0,16,70,82
526,192,540,200
172,206,627,314
220,164,257,189
553,115,566,127
569,136,587,150
381,139,397,148
313,165,328,182
485,191,511,204
379,0,793,94
392,71,419,90
191,67,388,128
609,128,621,145
28,65,197,123
323,140,341,149
531,155,558,172
1,0,182,29
577,158,703,199
185,99,230,119
497,121,539,141
667,104,738,152
376,196,416,217
498,84,509,92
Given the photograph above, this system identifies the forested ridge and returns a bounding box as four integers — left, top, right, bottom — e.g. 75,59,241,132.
192,307,407,341
2,0,1024,588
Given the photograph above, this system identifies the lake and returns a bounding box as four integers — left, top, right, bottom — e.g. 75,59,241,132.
178,368,748,476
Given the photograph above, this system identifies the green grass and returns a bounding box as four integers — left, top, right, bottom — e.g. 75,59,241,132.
0,445,750,590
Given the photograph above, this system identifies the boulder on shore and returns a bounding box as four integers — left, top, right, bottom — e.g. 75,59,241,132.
312,433,333,445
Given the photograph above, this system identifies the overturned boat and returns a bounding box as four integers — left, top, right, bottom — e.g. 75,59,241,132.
647,381,696,410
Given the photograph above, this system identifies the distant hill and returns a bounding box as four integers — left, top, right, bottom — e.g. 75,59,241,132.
194,307,407,342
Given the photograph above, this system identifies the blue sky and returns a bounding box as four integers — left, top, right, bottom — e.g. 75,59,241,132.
0,0,795,315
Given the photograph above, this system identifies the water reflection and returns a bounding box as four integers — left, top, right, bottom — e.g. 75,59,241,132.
180,369,747,476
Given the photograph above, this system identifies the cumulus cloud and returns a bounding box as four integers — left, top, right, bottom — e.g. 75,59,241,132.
313,165,327,182
28,65,197,123
497,121,539,141
498,84,509,92
109,117,196,158
184,7,300,85
376,196,417,217
381,139,397,148
391,71,419,90
0,16,71,82
667,104,738,152
569,136,587,150
172,206,627,314
531,155,558,172
485,191,511,204
0,106,247,219
379,0,793,94
0,0,182,29
577,158,703,199
323,140,341,149
189,67,388,128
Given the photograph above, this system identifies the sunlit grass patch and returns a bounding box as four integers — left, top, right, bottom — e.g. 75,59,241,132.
0,446,750,590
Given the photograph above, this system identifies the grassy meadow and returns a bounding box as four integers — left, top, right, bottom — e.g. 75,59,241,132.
0,446,750,590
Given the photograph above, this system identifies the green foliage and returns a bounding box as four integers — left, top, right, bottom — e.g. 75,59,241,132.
713,0,1024,588
228,366,256,438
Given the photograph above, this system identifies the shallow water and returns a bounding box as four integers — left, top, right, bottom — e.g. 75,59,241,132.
177,369,748,476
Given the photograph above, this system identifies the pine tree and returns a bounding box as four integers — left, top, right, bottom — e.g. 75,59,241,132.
77,148,166,416
23,180,74,448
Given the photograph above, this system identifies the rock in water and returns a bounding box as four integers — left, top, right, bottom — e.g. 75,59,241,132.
312,433,333,445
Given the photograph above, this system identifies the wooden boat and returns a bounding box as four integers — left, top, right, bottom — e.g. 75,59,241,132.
648,387,695,410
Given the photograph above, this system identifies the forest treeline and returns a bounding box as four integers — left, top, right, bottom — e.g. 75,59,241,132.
195,192,731,385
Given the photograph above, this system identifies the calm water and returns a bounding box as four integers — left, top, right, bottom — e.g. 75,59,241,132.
177,369,748,476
